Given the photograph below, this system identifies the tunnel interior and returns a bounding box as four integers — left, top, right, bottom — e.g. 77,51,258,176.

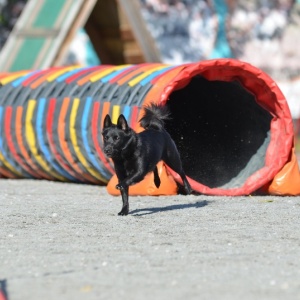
164,75,273,189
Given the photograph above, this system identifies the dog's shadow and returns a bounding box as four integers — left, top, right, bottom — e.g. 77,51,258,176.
130,200,209,216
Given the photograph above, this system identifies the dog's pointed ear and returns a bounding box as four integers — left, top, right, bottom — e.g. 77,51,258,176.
103,114,112,128
117,114,129,131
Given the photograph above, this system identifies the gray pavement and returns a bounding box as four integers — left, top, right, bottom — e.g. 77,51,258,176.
0,179,300,300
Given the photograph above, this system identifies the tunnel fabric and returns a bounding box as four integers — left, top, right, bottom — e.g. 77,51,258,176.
0,59,299,195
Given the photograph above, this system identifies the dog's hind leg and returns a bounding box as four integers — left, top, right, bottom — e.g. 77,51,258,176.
163,146,192,195
178,171,192,195
153,166,161,188
166,162,192,195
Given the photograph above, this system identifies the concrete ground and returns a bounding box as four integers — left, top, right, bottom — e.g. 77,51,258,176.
0,179,300,300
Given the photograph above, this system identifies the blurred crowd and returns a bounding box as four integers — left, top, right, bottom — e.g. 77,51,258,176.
140,0,217,63
140,0,300,76
229,1,296,56
0,0,27,49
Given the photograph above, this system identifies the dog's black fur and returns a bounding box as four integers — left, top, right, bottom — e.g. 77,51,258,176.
102,103,192,215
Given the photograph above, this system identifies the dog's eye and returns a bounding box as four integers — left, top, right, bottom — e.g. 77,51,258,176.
104,136,109,141
114,136,119,141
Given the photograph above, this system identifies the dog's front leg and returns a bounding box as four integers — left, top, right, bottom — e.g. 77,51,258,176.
117,185,129,216
115,170,146,216
114,163,130,216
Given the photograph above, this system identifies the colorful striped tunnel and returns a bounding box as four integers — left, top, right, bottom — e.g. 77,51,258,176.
0,59,299,196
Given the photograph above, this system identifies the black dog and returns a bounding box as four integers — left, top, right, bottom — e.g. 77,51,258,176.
102,103,192,215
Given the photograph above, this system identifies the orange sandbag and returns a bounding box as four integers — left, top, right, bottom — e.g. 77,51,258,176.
106,161,178,196
267,147,300,195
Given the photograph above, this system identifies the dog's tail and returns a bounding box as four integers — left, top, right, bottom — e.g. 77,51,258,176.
139,103,170,131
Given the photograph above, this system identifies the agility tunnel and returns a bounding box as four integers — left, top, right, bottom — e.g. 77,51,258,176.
0,59,299,196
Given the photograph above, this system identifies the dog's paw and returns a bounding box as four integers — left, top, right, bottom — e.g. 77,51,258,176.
185,184,192,195
186,187,192,195
116,183,125,190
118,207,129,216
177,183,192,195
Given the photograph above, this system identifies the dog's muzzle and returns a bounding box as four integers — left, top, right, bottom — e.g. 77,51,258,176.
104,147,113,157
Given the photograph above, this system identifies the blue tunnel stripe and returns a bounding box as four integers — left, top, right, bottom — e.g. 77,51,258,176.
122,105,131,121
56,67,88,82
140,66,174,86
36,98,77,181
12,71,38,87
100,66,132,83
81,97,111,179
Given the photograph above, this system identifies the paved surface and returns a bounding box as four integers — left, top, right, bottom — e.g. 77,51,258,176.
1,179,300,300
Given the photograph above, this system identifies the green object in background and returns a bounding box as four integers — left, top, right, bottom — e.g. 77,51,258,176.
9,38,45,71
32,1,65,28
9,0,65,70
0,0,94,72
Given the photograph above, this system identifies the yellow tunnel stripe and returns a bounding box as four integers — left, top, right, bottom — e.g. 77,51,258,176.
90,65,131,83
0,151,22,176
128,65,168,87
47,65,80,82
112,105,121,124
69,98,105,181
0,71,29,85
25,99,66,181
0,106,23,176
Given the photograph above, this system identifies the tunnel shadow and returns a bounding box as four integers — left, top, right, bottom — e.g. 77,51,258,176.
130,200,209,216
